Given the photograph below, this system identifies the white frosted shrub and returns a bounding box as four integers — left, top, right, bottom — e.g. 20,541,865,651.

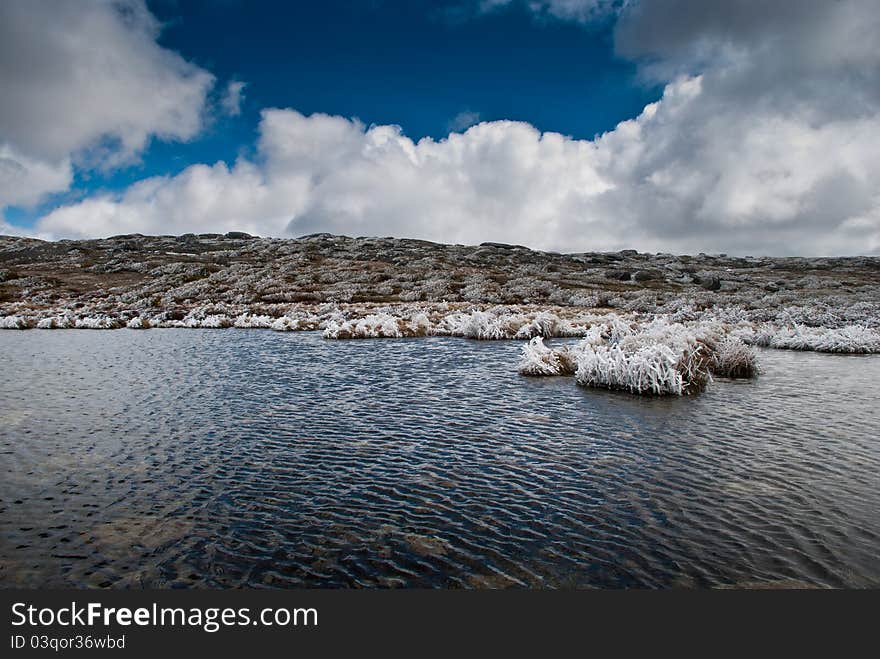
234,313,274,329
324,313,403,339
196,314,233,329
0,315,31,329
768,324,880,353
528,318,720,395
575,340,710,395
711,336,758,378
126,316,150,329
37,314,75,329
458,311,511,340
517,337,578,376
74,315,122,329
518,337,561,375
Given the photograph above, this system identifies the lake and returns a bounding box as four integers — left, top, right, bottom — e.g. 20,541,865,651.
1,330,878,588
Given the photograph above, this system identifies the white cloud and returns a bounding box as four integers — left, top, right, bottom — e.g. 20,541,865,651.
37,110,611,246
526,0,616,22
479,0,616,22
36,71,880,255
588,76,880,255
0,0,214,209
448,111,482,133
221,81,247,117
24,0,880,255
0,145,72,208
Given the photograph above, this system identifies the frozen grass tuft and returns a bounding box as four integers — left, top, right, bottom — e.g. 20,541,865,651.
519,317,733,395
0,315,32,329
574,342,709,395
74,315,122,329
324,313,404,339
234,313,274,329
456,311,517,340
575,318,715,395
195,314,233,329
517,337,577,376
710,336,758,378
126,316,150,329
37,314,74,329
270,316,306,331
751,324,880,354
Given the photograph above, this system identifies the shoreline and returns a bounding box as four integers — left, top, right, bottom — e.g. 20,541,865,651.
2,233,878,365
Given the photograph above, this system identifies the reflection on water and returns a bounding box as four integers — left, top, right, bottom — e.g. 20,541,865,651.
1,330,878,588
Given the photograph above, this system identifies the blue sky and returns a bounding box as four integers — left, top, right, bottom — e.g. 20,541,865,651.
150,0,653,138
108,1,655,191
8,0,659,230
2,0,880,255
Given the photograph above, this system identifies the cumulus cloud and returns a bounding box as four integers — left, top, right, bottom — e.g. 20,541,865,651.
38,110,611,246
589,77,880,255
0,146,72,208
24,0,880,255
221,80,247,117
0,0,214,209
600,0,880,254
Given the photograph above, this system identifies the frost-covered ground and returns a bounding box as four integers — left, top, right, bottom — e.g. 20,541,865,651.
2,232,878,394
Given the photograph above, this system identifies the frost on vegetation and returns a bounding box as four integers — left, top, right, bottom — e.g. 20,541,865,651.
0,315,31,329
457,311,513,340
573,318,714,395
317,307,594,341
74,315,123,329
126,316,150,329
575,342,707,396
518,337,577,376
518,318,758,395
195,314,233,329
443,309,584,340
270,316,304,331
750,323,880,354
37,314,75,329
709,336,759,378
324,313,408,339
4,297,879,364
233,313,274,329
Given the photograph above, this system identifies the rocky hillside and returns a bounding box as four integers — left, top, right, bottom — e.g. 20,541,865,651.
2,232,877,319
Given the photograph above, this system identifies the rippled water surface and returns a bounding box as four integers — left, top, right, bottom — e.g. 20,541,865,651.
1,330,878,588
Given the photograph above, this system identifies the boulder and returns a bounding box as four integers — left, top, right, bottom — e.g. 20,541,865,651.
700,275,722,291
633,269,662,282
605,269,632,281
